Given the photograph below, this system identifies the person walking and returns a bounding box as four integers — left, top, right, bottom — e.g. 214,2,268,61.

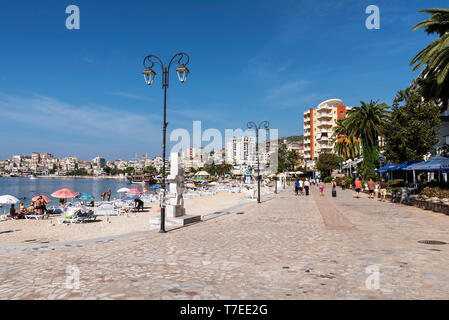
379,179,387,201
319,181,324,196
332,179,337,197
368,178,376,199
298,179,304,195
294,179,300,196
341,179,346,191
354,177,362,198
304,179,310,196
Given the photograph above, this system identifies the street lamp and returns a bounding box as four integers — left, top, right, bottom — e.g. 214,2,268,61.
142,52,190,233
247,121,269,203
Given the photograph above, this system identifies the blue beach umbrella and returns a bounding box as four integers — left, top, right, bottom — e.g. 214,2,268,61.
80,194,95,200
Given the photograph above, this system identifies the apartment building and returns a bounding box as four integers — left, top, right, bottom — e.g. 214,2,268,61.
303,99,350,168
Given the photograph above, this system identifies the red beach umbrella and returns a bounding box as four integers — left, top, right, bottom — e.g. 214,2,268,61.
51,189,78,199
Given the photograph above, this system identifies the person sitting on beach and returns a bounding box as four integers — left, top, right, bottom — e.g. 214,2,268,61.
101,192,106,201
134,198,144,212
19,202,26,214
27,201,35,214
7,204,24,219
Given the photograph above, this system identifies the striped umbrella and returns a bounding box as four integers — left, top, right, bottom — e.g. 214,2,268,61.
126,188,142,195
32,195,51,203
51,189,78,199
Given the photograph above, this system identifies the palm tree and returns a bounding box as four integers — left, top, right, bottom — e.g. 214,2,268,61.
343,100,390,178
411,8,449,110
332,119,360,161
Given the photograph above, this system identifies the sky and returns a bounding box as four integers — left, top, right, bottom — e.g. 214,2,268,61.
0,0,447,161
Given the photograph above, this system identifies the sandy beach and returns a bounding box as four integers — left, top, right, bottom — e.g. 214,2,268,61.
0,191,244,244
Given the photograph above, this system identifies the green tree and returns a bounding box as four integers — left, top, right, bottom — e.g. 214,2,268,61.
343,100,390,178
125,167,135,175
103,166,112,175
411,8,449,110
143,166,157,175
332,118,360,161
277,144,288,173
316,153,342,178
383,85,441,163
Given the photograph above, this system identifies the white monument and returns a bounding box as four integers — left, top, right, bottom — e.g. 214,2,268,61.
166,152,186,217
149,152,201,229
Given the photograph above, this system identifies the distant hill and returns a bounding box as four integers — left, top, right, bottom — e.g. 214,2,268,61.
279,135,303,145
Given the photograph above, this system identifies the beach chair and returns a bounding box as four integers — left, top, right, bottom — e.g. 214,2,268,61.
24,213,50,220
58,209,96,224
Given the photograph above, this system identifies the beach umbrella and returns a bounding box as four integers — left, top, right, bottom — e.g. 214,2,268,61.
80,195,95,200
186,183,195,188
32,195,51,203
117,187,130,193
126,188,142,195
149,185,160,189
202,181,209,185
51,189,78,199
122,195,140,201
0,195,20,205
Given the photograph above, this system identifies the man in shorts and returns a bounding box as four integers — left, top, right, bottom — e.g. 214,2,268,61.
354,177,362,198
368,178,376,199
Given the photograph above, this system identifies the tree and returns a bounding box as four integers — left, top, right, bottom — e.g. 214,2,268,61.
316,153,342,178
343,100,390,178
383,85,441,163
143,166,157,175
103,166,112,175
332,118,360,161
277,144,288,173
411,8,449,111
125,167,135,175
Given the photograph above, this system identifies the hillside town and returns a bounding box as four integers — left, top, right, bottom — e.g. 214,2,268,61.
0,137,304,177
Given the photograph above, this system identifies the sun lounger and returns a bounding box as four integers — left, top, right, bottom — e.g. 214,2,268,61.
24,213,50,220
58,209,96,224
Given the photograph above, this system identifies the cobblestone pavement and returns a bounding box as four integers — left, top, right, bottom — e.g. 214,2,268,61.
1,186,449,299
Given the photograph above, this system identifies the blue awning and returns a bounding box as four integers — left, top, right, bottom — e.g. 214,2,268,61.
405,156,449,171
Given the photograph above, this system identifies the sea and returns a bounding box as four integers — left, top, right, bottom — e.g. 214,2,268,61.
0,177,132,205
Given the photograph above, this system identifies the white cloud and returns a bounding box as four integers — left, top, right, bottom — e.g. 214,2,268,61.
0,93,161,145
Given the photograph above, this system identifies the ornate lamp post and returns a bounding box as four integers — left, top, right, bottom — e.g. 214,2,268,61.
247,121,269,203
142,52,190,233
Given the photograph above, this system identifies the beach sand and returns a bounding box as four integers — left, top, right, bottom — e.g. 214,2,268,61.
0,191,244,244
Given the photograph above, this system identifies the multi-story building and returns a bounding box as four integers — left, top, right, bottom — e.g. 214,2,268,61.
303,99,351,168
226,136,270,166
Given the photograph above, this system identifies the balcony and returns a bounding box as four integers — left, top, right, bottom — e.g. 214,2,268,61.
317,135,329,142
317,103,333,112
317,121,333,127
304,131,310,137
317,111,333,120
304,123,310,130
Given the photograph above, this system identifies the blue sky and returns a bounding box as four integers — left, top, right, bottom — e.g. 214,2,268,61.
0,0,446,160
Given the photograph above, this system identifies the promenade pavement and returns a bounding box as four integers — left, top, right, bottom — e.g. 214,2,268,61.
0,185,449,299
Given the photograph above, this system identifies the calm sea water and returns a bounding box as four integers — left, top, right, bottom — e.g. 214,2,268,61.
0,177,132,203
